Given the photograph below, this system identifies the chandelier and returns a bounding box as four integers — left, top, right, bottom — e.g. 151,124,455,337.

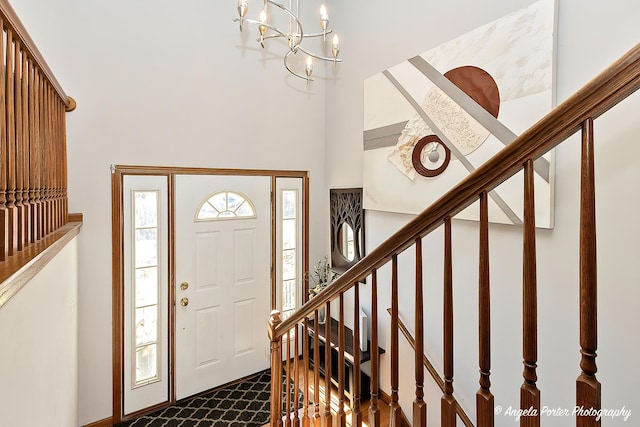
234,0,342,84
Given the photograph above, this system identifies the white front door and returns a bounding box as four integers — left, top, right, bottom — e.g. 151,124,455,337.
174,174,272,400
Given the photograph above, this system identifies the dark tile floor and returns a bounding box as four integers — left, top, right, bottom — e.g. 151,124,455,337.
117,369,303,427
118,370,272,427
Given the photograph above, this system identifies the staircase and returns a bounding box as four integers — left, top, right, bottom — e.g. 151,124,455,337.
267,44,640,427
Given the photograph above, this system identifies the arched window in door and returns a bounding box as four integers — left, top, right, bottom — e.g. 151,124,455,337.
196,191,256,220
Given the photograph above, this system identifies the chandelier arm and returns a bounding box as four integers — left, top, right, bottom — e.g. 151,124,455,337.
297,46,343,63
301,30,333,39
234,18,290,38
258,34,284,41
266,0,304,47
284,50,314,81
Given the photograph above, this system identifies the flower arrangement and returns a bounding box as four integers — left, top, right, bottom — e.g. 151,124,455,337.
306,256,337,297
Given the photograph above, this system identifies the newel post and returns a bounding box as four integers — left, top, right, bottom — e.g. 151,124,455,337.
269,310,283,427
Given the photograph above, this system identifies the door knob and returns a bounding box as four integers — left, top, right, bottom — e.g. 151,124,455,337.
180,282,189,290
180,297,189,307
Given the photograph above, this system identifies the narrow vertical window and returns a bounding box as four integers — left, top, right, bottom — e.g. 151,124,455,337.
281,190,297,319
133,191,160,386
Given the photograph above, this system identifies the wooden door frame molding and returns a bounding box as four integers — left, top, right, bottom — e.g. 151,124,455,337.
111,165,309,424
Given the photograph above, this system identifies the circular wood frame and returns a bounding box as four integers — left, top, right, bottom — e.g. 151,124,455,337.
412,135,451,177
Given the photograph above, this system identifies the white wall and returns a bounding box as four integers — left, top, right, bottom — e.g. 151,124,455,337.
325,0,640,426
9,0,331,424
0,238,79,427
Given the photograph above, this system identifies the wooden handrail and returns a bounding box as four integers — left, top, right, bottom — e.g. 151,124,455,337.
388,308,474,427
0,0,73,110
0,0,77,307
272,43,640,340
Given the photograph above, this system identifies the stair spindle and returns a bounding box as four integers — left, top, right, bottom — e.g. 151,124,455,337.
44,84,52,236
414,237,427,426
336,293,346,426
0,19,9,261
313,310,321,427
442,217,456,426
57,98,64,227
351,283,362,427
285,325,292,427
293,324,300,427
302,318,311,427
35,68,44,241
576,117,601,427
28,61,37,243
389,254,402,426
521,159,541,427
368,270,380,427
20,49,30,247
61,97,68,224
6,30,18,256
477,191,495,426
14,40,24,251
50,92,58,230
324,301,332,427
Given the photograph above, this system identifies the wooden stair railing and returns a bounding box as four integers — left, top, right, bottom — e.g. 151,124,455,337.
0,0,75,266
387,308,473,427
268,43,640,427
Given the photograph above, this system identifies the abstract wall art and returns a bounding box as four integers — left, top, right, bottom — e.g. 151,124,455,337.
363,0,557,228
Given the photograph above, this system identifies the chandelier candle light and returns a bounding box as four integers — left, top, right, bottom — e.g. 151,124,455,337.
234,0,342,85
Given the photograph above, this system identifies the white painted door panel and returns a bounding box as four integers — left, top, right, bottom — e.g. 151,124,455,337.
175,175,271,400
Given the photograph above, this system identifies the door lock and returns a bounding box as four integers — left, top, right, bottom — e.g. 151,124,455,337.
180,282,189,290
180,297,189,307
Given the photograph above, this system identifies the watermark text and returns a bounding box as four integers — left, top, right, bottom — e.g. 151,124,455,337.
494,405,631,422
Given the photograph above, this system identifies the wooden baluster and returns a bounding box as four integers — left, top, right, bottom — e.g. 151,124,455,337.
351,283,362,427
50,94,58,230
576,117,601,427
56,99,64,228
38,78,46,238
285,324,292,427
35,69,43,241
414,238,427,426
39,73,46,239
60,99,67,225
54,99,61,228
336,294,346,426
368,270,380,427
45,81,54,235
389,254,402,426
521,159,540,427
28,63,38,243
313,310,321,427
14,41,24,251
442,217,456,426
324,301,332,427
303,318,311,427
61,97,68,224
52,90,58,230
477,191,494,426
293,324,300,427
44,84,52,236
53,97,59,227
0,19,9,260
6,30,18,255
20,50,30,247
269,311,284,427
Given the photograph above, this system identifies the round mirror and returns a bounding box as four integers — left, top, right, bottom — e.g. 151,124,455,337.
338,223,355,261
